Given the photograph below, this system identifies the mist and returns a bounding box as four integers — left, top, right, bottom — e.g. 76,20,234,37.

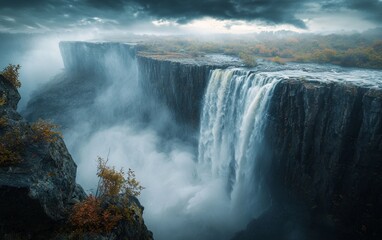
10,37,254,240
0,32,101,109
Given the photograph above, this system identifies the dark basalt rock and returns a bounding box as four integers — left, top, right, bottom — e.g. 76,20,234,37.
23,71,105,127
234,79,382,240
137,54,242,129
0,74,153,239
0,74,86,237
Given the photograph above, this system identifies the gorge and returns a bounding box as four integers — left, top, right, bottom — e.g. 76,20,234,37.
23,41,382,240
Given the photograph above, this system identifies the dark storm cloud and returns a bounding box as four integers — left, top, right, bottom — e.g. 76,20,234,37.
0,0,141,32
346,0,382,22
0,0,381,32
0,0,50,8
86,0,308,28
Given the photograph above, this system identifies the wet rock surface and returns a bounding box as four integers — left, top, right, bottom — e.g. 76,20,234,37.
235,78,382,240
137,54,223,128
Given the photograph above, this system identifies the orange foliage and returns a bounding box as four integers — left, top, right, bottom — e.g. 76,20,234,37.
70,157,144,236
126,168,144,197
31,119,62,143
1,64,21,88
69,195,122,234
97,157,125,197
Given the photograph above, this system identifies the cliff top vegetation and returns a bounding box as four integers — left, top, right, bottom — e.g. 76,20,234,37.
137,30,382,69
0,68,63,167
1,64,21,89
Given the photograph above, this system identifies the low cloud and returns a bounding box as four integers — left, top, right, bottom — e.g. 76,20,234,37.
1,0,381,33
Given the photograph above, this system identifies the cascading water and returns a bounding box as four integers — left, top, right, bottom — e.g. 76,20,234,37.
198,69,281,222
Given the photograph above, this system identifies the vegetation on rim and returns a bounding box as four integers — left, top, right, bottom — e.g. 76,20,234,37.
138,32,382,69
69,157,144,237
1,64,21,88
0,66,63,167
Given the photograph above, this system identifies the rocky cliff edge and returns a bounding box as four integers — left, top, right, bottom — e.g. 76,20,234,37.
0,74,153,240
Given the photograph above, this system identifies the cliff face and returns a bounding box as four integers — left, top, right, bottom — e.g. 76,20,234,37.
269,79,381,238
59,41,136,73
0,75,153,240
234,79,382,240
0,75,86,237
22,41,382,239
137,55,219,128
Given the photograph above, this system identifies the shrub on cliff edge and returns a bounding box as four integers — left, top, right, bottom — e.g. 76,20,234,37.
1,64,21,89
69,157,144,237
0,118,62,167
31,119,62,143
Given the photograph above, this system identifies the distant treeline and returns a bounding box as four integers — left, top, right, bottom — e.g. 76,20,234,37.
139,30,382,69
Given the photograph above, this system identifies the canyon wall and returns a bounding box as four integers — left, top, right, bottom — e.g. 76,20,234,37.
23,41,382,239
137,55,221,128
262,78,382,239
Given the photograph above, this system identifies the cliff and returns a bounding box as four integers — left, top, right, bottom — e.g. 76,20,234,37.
25,42,242,131
59,41,136,73
0,74,86,238
21,41,382,239
0,74,153,240
234,78,382,240
137,54,231,128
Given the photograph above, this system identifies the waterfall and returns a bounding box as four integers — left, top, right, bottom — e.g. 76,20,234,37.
198,69,281,219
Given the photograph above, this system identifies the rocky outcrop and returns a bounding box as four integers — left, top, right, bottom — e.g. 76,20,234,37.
235,79,382,240
0,74,153,240
0,74,86,237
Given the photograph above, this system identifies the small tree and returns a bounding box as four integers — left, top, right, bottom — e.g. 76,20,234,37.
70,157,144,236
1,64,21,88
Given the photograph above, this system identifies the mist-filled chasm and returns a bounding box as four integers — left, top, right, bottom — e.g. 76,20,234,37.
19,41,382,240
21,41,280,240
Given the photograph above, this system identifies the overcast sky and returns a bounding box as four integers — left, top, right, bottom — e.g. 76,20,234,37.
0,0,381,34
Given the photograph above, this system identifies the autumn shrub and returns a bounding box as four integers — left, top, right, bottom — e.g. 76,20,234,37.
271,56,285,65
0,117,61,166
31,119,62,143
1,64,21,88
0,144,22,166
69,195,123,234
239,52,257,67
0,127,23,167
97,158,126,197
69,157,144,236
